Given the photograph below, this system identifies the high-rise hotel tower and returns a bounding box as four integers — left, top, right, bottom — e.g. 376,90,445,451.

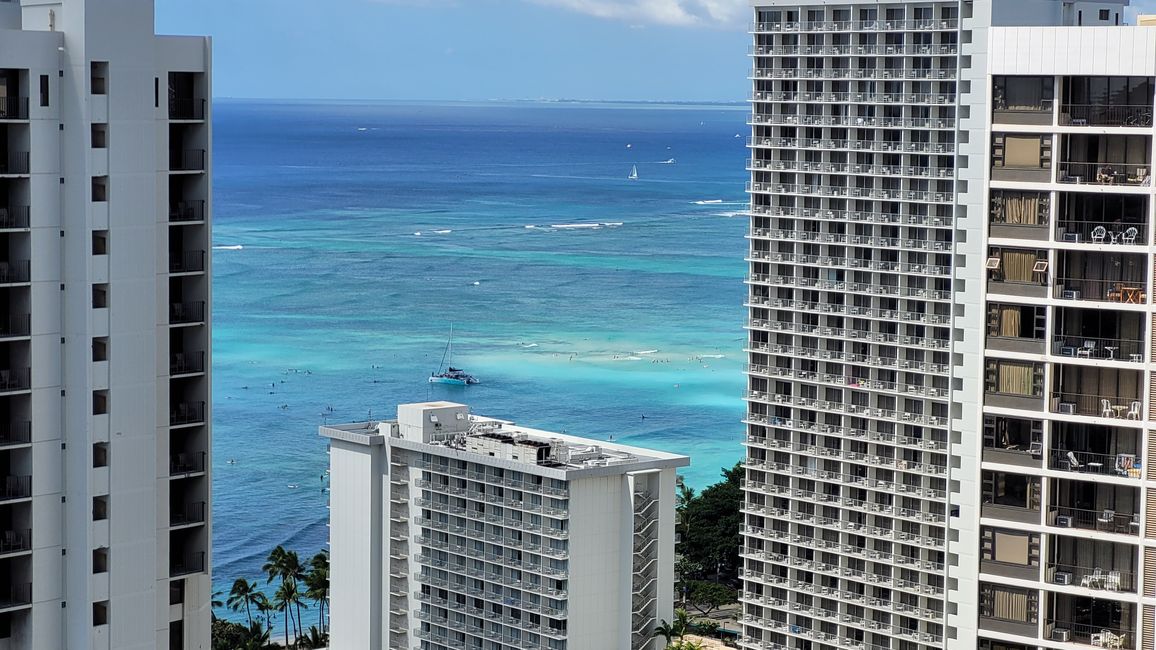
740,1,1156,649
0,1,212,648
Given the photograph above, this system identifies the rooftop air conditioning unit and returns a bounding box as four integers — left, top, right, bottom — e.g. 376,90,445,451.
1056,514,1074,527
1053,571,1073,585
1052,629,1072,642
1058,403,1076,415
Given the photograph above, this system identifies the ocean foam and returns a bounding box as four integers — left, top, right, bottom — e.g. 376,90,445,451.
714,211,746,218
693,199,724,205
551,223,601,229
601,222,624,227
433,229,453,234
213,245,244,251
635,349,659,355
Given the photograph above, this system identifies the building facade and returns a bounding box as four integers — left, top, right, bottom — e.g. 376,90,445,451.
742,2,1149,650
0,1,212,648
322,401,688,650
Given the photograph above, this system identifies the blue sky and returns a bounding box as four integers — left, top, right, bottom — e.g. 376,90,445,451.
155,0,1156,103
154,0,751,102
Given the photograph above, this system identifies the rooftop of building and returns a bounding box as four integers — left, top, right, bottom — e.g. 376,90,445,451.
320,401,689,475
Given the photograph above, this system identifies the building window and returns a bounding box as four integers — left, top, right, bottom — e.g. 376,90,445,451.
92,547,108,573
91,283,108,309
979,583,1037,625
91,123,107,149
92,442,108,468
984,359,1044,397
980,527,1040,566
92,495,109,521
91,230,108,255
39,74,48,107
92,600,109,625
90,61,107,95
1099,9,1110,20
92,389,108,415
91,176,107,202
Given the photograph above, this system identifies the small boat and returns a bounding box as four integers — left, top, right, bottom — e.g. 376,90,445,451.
628,164,639,180
429,325,479,385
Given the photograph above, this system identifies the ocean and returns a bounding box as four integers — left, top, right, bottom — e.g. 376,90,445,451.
210,99,751,606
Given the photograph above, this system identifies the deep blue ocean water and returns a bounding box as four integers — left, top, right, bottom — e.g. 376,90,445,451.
210,100,750,607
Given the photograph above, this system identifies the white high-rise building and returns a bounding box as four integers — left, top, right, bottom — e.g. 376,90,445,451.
742,2,1152,650
0,1,213,648
322,401,688,650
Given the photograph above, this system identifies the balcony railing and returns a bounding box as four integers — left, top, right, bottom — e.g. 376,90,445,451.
170,351,205,375
1050,505,1139,535
1049,449,1141,478
1051,393,1140,419
168,98,206,121
168,250,205,274
0,314,30,339
0,98,28,120
0,475,31,501
0,207,28,230
171,551,206,577
170,401,205,427
170,451,206,475
169,149,205,172
0,368,30,392
169,200,205,223
0,261,30,285
1045,620,1133,649
1057,220,1146,245
0,583,31,610
1054,279,1147,304
1058,162,1150,186
0,422,30,448
171,501,206,527
0,529,30,556
169,301,205,325
1061,104,1152,127
1052,336,1144,363
1049,562,1136,592
0,152,29,175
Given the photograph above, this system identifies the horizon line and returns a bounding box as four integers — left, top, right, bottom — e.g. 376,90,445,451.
211,96,748,106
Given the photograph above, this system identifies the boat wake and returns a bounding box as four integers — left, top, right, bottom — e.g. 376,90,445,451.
213,245,244,251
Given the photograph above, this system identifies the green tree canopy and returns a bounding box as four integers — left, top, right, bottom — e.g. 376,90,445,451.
679,462,742,584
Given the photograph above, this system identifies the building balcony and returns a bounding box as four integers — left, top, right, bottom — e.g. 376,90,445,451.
1048,477,1139,536
170,451,206,477
170,401,205,427
170,551,205,577
0,476,30,502
1053,248,1147,304
0,152,28,176
168,250,205,275
169,149,205,173
169,200,205,223
170,351,205,376
0,422,30,449
1052,335,1144,364
981,472,1041,525
1060,104,1152,128
1050,366,1141,420
0,583,31,612
0,98,27,121
1050,449,1142,479
1045,594,1134,648
168,98,206,121
1047,538,1136,593
0,315,29,340
0,369,29,393
169,301,205,325
1057,220,1146,246
0,207,28,231
1048,505,1138,535
0,529,30,557
170,501,206,528
1059,162,1149,187
0,261,30,285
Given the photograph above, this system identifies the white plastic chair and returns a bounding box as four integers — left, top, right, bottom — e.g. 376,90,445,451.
1101,398,1114,418
1092,225,1108,243
1067,451,1083,471
1106,570,1122,591
1123,227,1139,245
1128,401,1141,420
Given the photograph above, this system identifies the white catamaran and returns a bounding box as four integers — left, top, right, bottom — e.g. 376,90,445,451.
429,325,479,386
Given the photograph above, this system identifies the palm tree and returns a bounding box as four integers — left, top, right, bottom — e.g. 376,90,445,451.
227,578,262,628
653,620,678,646
272,579,296,649
281,550,308,639
305,550,330,631
239,622,270,650
255,594,275,633
673,608,692,638
262,545,288,585
210,589,224,621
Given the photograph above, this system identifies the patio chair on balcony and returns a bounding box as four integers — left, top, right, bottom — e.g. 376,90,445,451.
1079,341,1098,359
1105,570,1122,591
1098,509,1116,530
1092,225,1108,243
1101,398,1114,418
1067,451,1083,471
1128,401,1141,420
1122,227,1139,245
1082,567,1104,588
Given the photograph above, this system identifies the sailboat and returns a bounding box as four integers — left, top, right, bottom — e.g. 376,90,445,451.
628,164,639,180
429,325,479,385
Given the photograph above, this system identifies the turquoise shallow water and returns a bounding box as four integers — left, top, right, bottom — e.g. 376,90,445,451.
210,100,750,606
